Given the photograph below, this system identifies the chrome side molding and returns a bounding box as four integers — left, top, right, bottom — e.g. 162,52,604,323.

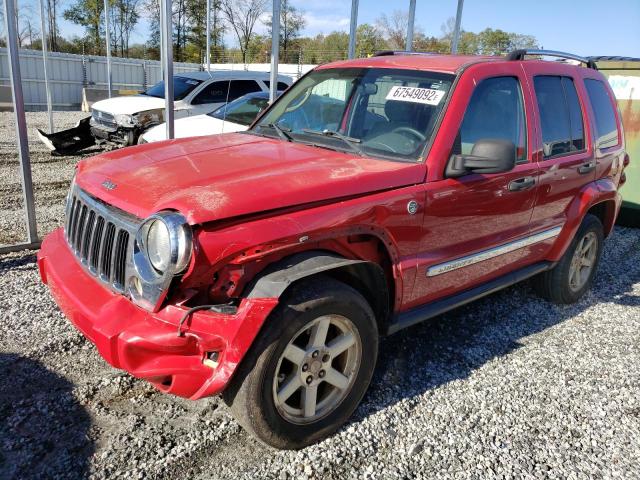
427,226,563,277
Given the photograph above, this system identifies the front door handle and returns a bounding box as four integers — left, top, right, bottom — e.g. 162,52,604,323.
578,161,596,174
508,176,536,192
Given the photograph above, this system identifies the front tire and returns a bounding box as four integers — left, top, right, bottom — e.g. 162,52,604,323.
223,276,378,449
533,214,604,304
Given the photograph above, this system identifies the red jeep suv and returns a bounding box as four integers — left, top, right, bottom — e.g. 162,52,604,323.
38,49,628,449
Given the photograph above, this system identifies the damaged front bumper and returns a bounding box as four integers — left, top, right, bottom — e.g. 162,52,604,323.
37,116,97,155
37,228,279,399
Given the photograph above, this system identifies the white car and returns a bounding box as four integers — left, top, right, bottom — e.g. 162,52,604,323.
140,91,281,143
37,71,292,154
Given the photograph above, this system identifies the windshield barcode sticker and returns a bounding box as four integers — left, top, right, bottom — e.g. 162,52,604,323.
385,86,446,105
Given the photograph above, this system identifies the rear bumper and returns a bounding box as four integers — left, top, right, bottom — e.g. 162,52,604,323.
37,228,278,399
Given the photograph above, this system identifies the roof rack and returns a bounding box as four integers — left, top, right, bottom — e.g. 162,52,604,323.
373,50,438,57
507,49,598,69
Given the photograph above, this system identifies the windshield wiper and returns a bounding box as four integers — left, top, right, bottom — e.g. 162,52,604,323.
262,123,293,142
302,129,364,156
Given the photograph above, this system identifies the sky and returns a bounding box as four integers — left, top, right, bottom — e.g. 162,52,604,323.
52,0,640,58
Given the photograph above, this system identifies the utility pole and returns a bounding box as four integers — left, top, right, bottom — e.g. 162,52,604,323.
405,0,416,51
269,0,281,103
348,0,358,59
451,0,465,54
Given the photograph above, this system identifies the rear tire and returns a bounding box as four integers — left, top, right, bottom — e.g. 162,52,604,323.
222,276,378,449
533,214,604,304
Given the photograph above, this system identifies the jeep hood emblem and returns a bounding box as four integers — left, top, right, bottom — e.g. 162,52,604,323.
102,179,117,190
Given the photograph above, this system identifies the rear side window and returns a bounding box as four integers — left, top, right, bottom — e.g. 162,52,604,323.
584,79,619,149
533,76,585,158
228,80,262,101
264,80,291,91
455,76,527,163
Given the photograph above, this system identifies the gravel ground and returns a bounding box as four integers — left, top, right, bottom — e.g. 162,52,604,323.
0,111,99,245
1,226,639,479
1,111,639,479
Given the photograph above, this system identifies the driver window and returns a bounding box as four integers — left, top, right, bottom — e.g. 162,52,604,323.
454,76,527,163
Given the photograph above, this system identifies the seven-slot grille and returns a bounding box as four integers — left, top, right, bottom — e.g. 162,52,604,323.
65,186,137,293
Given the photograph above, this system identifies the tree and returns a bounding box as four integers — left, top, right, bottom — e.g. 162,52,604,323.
46,0,62,51
64,0,105,55
220,0,267,64
264,0,305,63
355,23,386,57
476,28,512,55
375,10,416,50
508,33,537,50
110,0,141,57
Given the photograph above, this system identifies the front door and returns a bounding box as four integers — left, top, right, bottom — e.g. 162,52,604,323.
409,68,539,308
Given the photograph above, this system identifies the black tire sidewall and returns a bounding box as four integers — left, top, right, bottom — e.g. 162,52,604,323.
225,278,378,449
556,215,604,303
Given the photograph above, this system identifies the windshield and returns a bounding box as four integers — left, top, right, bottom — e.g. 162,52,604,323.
253,68,454,162
144,77,203,101
209,93,270,125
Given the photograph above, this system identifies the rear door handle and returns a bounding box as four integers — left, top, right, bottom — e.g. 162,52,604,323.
578,161,596,174
508,176,536,192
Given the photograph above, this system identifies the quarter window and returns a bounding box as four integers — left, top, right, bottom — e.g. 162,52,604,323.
533,76,585,158
584,79,619,149
455,76,527,163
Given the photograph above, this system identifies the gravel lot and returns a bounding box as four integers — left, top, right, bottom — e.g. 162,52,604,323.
1,111,639,479
0,111,97,245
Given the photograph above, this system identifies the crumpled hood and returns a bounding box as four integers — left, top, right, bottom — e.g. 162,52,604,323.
76,133,425,224
91,95,166,115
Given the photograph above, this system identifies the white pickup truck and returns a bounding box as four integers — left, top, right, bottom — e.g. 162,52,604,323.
38,70,292,154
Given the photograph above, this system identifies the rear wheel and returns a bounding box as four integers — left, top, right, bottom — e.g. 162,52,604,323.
223,276,378,449
533,214,604,304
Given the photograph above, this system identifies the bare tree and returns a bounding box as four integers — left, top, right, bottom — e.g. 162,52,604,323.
375,10,422,50
221,0,266,63
110,0,141,57
264,0,305,62
46,0,60,50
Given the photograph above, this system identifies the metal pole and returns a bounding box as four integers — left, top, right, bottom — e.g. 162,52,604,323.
451,0,465,54
206,0,211,72
405,0,416,51
3,0,39,244
161,0,174,139
348,0,358,59
38,0,54,133
269,0,280,103
104,0,113,97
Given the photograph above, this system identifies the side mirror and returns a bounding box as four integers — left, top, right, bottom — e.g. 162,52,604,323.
447,139,517,177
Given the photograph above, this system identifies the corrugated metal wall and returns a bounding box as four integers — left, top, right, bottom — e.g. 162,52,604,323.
0,48,201,110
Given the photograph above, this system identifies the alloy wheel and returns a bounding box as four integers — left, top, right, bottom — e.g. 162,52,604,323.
272,314,362,424
568,231,598,292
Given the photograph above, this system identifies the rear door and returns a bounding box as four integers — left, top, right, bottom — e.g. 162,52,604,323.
410,65,539,307
523,64,595,234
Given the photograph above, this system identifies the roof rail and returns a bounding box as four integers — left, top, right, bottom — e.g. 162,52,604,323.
507,49,598,70
373,50,438,57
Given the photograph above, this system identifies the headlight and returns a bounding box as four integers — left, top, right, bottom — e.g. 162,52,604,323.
146,219,171,272
114,113,137,127
136,212,192,276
